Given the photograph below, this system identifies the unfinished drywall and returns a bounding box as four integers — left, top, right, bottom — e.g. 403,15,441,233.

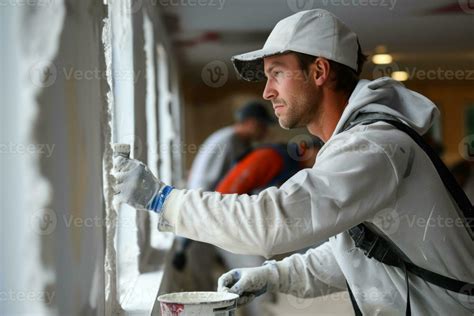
1,1,65,315
1,0,109,315
2,1,184,314
34,0,109,314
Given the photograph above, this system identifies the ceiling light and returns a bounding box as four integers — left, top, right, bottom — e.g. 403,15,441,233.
391,71,409,81
372,54,393,65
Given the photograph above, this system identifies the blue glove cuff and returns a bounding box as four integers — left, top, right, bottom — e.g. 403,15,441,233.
147,185,174,214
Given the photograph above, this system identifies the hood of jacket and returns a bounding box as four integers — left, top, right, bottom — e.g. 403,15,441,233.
332,77,440,137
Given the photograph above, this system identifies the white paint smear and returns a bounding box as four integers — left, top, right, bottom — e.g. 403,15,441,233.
101,16,120,314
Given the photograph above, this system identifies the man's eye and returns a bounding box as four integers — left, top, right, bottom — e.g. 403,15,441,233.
273,71,282,77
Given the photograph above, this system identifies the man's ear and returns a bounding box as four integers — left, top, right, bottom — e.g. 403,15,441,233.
311,58,330,87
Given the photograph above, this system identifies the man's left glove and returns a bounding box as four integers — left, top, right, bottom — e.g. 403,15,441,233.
112,156,173,213
217,262,279,306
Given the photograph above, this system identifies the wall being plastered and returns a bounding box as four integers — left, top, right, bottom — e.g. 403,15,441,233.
2,0,183,315
1,1,65,315
33,0,109,314
1,0,108,314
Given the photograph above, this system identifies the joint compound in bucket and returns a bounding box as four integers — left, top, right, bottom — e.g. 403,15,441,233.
158,291,239,316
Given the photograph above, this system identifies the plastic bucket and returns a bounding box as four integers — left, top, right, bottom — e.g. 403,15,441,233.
158,291,239,316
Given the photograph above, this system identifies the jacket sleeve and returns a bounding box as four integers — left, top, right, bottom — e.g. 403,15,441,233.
159,131,399,257
274,241,347,298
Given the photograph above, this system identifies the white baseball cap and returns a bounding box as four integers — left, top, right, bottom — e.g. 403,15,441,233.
231,9,359,82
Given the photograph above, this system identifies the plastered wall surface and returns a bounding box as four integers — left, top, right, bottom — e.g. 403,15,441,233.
2,0,108,314
33,0,108,314
2,1,65,315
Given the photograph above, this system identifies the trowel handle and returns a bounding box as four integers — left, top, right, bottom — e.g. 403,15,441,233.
113,143,131,158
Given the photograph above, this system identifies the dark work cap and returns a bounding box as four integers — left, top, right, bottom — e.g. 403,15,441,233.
235,101,275,124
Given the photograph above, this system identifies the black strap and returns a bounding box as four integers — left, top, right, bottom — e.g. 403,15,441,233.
348,222,407,266
346,113,474,237
378,118,473,236
350,222,474,294
342,113,474,315
346,281,363,316
347,263,412,316
405,261,474,294
403,262,412,316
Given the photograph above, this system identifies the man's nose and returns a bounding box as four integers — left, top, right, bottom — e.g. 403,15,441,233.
262,80,276,100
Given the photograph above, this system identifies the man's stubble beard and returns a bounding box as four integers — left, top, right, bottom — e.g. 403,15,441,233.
279,87,322,130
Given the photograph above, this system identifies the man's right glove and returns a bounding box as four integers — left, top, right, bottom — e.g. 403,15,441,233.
113,155,173,213
217,262,279,306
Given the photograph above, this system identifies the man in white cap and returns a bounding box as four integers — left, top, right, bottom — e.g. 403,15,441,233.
114,9,474,315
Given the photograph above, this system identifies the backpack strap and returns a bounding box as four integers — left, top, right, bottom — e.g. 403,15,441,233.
341,112,474,315
349,222,474,292
346,112,473,237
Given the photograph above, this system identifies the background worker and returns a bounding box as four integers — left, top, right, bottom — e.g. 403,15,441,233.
114,9,474,314
177,137,323,315
187,100,273,191
172,100,274,292
175,137,323,271
215,138,323,195
216,137,323,315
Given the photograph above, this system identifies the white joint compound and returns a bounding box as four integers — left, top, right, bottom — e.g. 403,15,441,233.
101,16,120,315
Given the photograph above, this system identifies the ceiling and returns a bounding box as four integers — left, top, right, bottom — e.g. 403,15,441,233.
162,0,474,80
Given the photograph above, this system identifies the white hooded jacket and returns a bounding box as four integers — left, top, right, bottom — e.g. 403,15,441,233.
158,78,474,315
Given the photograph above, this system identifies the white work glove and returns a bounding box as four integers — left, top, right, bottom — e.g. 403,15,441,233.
217,262,279,306
113,155,172,213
